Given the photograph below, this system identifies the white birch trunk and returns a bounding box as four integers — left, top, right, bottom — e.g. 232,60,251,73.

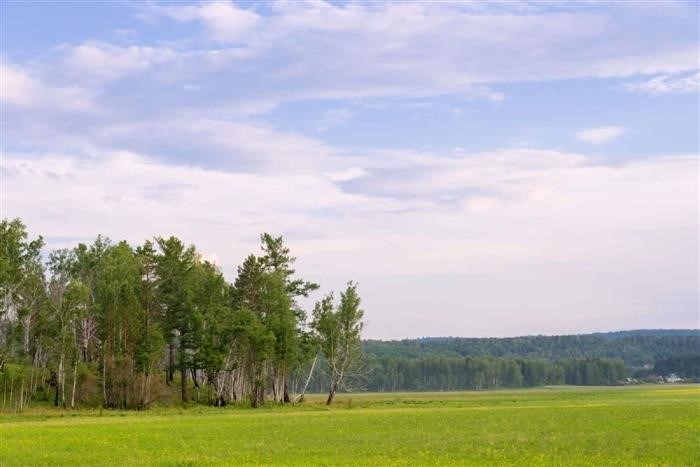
70,361,78,409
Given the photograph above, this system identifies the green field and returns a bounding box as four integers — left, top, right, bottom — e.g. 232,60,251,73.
2,385,699,466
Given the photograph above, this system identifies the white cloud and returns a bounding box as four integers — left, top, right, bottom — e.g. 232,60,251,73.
2,148,696,337
1,64,38,106
145,1,260,42
574,126,626,145
63,42,179,80
326,167,366,182
315,108,356,132
3,1,694,115
3,1,699,337
127,1,698,105
0,63,94,110
623,72,700,95
88,117,336,173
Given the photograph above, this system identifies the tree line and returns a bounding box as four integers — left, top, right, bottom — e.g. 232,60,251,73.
358,356,629,392
2,217,697,412
364,333,700,367
0,218,364,410
649,356,700,379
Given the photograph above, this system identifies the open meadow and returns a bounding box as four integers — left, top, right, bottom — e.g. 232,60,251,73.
2,385,698,466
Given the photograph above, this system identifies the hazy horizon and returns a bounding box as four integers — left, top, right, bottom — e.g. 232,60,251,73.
2,1,698,339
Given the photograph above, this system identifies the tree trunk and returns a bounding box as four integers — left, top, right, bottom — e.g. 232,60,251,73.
180,365,188,402
53,376,59,407
251,378,264,408
229,371,237,402
167,341,175,384
283,381,290,403
191,368,200,402
102,355,107,408
144,372,152,409
70,361,78,409
251,383,260,408
139,373,147,409
29,360,36,401
59,353,65,407
258,385,265,407
19,377,25,411
40,366,47,396
296,355,317,403
326,381,338,406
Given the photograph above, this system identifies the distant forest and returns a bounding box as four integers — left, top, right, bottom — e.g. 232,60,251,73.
351,331,699,392
364,330,699,366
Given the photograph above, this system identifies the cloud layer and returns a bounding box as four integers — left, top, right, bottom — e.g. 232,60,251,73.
3,145,697,337
2,1,698,337
574,127,626,145
624,72,700,95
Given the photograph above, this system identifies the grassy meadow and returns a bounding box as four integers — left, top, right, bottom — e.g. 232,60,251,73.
2,385,698,466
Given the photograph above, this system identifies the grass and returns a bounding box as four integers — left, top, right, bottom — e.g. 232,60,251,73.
2,385,699,466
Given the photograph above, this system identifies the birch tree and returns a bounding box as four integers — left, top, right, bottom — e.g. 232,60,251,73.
312,282,364,405
0,218,45,367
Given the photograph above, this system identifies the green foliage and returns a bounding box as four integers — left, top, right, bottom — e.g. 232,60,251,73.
312,282,365,404
364,332,700,366
0,218,44,307
652,355,700,378
0,218,45,364
1,217,352,410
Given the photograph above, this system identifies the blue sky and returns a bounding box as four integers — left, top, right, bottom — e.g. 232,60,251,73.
1,1,698,338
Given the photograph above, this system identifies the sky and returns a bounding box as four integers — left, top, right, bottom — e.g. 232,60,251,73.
1,1,698,339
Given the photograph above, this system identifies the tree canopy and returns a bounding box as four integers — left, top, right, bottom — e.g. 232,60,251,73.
0,218,362,410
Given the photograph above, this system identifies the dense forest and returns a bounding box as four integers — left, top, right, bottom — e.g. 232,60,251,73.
296,355,631,393
650,356,700,379
364,333,699,367
1,218,364,410
356,332,699,391
1,218,698,411
257,330,700,394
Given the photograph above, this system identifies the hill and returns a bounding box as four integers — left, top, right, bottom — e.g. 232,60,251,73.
363,329,700,366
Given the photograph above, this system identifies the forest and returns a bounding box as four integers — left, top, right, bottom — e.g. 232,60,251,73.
1,217,698,411
356,332,699,392
364,332,699,366
0,218,363,410
358,356,629,392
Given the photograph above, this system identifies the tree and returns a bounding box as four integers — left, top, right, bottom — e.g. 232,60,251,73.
189,259,229,404
312,282,364,405
71,236,110,364
155,237,197,402
133,240,165,408
260,233,318,403
94,241,144,408
230,255,276,407
46,249,89,407
0,218,45,367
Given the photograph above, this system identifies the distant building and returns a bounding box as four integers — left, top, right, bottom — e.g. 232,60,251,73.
665,373,682,383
